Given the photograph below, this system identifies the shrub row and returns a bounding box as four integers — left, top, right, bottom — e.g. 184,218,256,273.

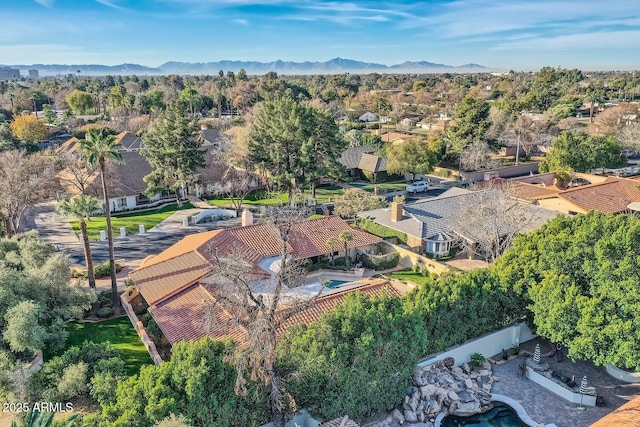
72,261,123,279
358,218,408,244
360,251,400,270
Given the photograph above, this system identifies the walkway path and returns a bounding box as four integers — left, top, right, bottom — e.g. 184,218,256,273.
187,195,212,209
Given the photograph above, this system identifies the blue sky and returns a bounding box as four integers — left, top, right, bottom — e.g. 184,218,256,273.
1,0,639,70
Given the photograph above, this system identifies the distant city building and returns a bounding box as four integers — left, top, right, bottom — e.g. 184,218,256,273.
28,69,39,80
0,66,20,80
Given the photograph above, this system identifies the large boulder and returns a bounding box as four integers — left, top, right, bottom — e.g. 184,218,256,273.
457,390,476,403
420,384,436,399
392,408,405,424
443,357,455,369
453,401,482,417
404,409,418,423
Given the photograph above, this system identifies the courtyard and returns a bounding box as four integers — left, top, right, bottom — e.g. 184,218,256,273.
489,336,640,427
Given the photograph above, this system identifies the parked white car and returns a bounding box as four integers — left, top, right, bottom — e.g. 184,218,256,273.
405,181,429,193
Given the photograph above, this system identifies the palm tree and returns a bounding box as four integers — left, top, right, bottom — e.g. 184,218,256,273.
81,129,124,315
325,237,339,268
58,195,100,314
338,230,353,270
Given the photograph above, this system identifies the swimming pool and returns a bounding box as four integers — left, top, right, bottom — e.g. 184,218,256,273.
440,402,528,427
325,280,348,288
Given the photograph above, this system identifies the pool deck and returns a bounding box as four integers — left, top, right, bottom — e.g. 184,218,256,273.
489,337,640,427
363,336,640,427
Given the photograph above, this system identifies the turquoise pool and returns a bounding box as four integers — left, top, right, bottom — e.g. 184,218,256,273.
326,280,348,288
440,402,527,427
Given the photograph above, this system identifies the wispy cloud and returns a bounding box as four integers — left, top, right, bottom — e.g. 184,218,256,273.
406,0,640,39
233,18,249,25
95,0,128,11
34,0,54,7
493,30,640,51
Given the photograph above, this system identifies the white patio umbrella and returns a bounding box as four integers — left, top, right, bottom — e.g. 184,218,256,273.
579,376,588,409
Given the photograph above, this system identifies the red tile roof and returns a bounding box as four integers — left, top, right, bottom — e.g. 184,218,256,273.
478,178,560,202
281,278,402,331
149,278,401,345
130,251,212,305
319,416,360,427
590,395,640,427
131,216,382,307
557,177,640,214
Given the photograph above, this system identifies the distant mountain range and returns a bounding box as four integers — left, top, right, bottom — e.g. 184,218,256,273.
6,58,489,76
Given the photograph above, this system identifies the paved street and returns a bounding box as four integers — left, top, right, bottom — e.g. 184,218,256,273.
28,202,241,268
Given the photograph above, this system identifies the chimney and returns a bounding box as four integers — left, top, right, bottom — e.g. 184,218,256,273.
241,209,253,227
391,202,403,222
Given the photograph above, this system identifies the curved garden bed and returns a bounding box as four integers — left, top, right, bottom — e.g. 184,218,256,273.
606,364,640,383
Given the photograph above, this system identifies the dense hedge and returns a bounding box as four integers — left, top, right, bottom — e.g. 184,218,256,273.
402,268,529,356
358,218,408,244
360,251,400,270
90,338,269,427
277,291,427,421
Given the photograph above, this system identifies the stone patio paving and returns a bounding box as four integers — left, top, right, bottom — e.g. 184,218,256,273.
490,336,640,427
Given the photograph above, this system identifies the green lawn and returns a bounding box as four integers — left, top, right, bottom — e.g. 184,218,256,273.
70,203,194,241
388,269,433,286
46,317,153,375
351,182,408,193
208,186,346,207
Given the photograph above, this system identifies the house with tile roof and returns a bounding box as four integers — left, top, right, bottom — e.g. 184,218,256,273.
56,134,246,213
358,188,558,257
339,146,376,179
482,173,640,216
128,216,388,347
537,176,640,215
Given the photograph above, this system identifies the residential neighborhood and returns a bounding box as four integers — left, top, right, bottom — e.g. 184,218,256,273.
2,4,640,426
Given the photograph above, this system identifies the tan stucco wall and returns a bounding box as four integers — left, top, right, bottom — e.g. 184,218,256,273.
406,234,426,252
383,242,450,275
537,197,587,215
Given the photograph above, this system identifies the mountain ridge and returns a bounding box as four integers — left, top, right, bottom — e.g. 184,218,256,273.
6,57,489,76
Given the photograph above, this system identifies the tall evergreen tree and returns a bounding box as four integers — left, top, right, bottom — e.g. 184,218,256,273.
248,98,346,202
444,95,491,156
141,101,205,206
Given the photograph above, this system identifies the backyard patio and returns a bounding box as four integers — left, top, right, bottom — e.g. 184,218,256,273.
489,337,640,427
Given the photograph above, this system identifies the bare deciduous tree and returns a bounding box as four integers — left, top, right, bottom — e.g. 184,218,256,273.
618,122,640,152
459,141,498,171
210,168,257,214
452,184,548,263
56,152,96,196
0,150,58,236
202,207,322,427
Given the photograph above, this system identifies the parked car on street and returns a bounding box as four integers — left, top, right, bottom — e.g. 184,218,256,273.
405,181,429,193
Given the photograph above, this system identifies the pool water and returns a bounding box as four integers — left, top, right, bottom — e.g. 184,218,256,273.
325,280,348,288
440,402,527,427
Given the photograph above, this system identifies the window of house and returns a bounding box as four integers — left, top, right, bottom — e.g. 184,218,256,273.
117,198,127,208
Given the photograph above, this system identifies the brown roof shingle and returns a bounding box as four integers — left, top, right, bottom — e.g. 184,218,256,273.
557,177,640,214
130,251,212,305
590,395,640,427
131,217,382,306
150,278,401,345
319,416,360,427
358,153,387,173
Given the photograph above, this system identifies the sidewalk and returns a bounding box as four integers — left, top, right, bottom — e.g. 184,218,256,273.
146,208,203,233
